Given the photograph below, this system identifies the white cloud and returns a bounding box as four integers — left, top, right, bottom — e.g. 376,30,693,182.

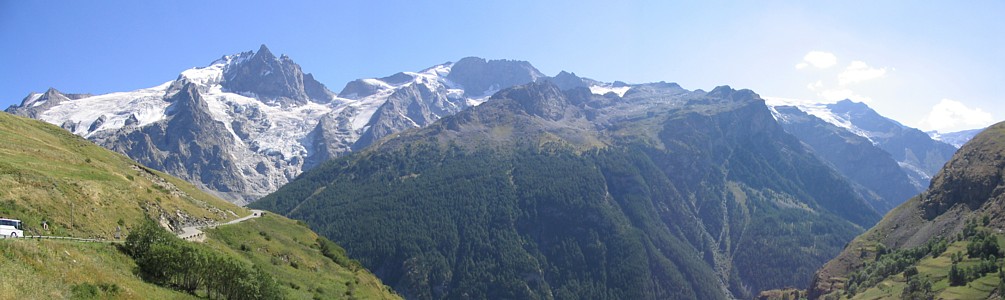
796,51,837,69
838,61,887,85
795,53,890,105
806,80,823,91
918,99,994,132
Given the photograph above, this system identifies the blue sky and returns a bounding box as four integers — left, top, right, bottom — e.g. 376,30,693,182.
1,1,1002,132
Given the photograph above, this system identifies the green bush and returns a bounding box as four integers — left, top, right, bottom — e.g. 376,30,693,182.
70,283,98,299
124,218,284,299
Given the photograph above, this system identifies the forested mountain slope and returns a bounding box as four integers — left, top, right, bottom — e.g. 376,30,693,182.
253,82,880,299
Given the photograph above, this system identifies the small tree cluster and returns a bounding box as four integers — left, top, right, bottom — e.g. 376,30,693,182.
966,231,1001,260
124,219,283,299
317,236,363,271
844,238,950,297
947,221,1003,287
900,274,933,300
948,263,965,286
948,259,999,287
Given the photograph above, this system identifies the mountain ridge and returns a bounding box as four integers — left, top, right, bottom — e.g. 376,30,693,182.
6,46,546,204
765,98,957,190
8,46,955,211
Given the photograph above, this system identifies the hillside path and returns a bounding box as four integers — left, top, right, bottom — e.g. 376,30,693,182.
178,209,265,242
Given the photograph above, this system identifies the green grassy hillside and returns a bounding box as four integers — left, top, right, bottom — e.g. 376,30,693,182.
0,239,194,300
1,215,400,300
816,222,1005,300
0,111,244,238
0,112,399,299
203,214,399,299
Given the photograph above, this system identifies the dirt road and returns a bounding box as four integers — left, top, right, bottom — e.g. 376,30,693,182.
178,209,265,242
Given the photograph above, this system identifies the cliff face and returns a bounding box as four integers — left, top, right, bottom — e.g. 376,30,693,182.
920,124,1005,219
101,82,251,200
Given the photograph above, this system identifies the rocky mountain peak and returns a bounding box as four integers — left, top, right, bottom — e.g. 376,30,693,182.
447,57,544,96
43,87,63,98
555,70,576,77
255,44,275,60
493,81,570,121
381,72,416,85
706,85,759,103
31,87,68,104
825,99,892,129
831,98,868,110
546,70,589,90
6,87,72,118
220,44,335,105
825,99,892,128
166,82,210,119
337,79,381,99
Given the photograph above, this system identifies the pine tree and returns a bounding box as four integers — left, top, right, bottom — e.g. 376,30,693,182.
949,263,965,286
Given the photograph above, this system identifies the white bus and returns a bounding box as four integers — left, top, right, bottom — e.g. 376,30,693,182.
0,218,23,238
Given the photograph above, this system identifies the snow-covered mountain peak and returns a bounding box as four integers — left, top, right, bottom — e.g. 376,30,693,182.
21,91,47,107
180,59,227,87
928,128,983,148
25,92,44,106
36,81,173,137
208,50,255,69
6,50,566,204
765,96,958,192
763,97,876,143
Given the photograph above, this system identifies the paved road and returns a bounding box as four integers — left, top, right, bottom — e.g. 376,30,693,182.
178,209,264,242
9,235,119,243
6,210,266,243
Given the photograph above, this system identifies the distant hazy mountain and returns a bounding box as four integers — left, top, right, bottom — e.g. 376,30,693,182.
928,127,984,148
6,45,543,204
252,81,880,299
768,105,918,213
765,98,957,210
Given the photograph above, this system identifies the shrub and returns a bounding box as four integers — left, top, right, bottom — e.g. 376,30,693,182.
70,283,98,299
124,218,284,299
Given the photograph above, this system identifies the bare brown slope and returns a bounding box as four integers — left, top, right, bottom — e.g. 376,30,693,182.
809,121,1005,298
